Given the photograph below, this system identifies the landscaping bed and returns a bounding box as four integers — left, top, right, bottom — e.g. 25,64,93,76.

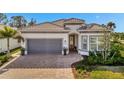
0,47,21,67
71,42,124,79
71,61,124,79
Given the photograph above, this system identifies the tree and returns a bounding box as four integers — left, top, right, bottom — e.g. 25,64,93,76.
107,22,116,30
112,32,120,42
107,22,116,41
0,13,8,25
13,32,24,43
28,18,36,26
0,26,24,56
121,33,124,40
9,16,27,28
102,22,116,61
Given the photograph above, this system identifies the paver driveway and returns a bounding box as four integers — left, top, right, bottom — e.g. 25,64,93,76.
0,53,82,79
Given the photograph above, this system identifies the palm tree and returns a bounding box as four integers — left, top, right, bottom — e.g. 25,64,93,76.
102,22,116,61
107,21,116,41
0,26,24,56
28,18,36,26
107,22,116,30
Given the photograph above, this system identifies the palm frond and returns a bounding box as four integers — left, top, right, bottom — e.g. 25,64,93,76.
13,33,24,43
0,26,17,37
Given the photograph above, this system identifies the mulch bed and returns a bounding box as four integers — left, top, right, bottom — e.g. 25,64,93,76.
71,61,81,79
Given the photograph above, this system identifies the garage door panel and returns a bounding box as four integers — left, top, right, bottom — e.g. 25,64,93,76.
27,39,62,54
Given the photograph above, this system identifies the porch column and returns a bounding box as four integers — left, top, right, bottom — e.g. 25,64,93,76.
66,34,69,54
24,39,28,55
78,34,81,54
62,35,69,55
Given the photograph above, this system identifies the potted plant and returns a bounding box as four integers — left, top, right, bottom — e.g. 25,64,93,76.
21,47,25,56
63,47,68,55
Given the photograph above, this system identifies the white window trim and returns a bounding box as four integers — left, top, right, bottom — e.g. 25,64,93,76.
97,36,104,51
89,36,97,51
89,35,104,51
96,37,98,51
80,34,104,52
81,35,88,51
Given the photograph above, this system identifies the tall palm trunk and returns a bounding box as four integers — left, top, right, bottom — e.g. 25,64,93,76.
103,29,107,61
103,29,110,62
7,38,10,57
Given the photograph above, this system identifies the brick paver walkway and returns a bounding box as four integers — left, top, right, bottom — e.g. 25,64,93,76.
0,53,82,79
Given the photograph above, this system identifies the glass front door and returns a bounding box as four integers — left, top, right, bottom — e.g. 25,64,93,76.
69,35,76,51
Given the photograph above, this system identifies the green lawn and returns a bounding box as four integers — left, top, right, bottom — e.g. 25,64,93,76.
75,67,124,79
90,71,124,79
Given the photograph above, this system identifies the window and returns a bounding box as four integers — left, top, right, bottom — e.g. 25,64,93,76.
98,36,104,51
81,36,88,50
89,36,97,51
89,36,104,51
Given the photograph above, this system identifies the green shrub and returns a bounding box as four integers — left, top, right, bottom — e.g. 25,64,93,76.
0,52,6,56
87,52,96,65
76,63,96,72
104,59,112,65
77,69,84,74
76,64,84,70
87,51,104,65
87,56,95,65
0,55,9,64
114,57,124,65
0,61,2,66
86,47,124,65
84,66,96,72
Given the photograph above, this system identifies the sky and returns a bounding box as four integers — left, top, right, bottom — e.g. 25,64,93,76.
6,13,124,32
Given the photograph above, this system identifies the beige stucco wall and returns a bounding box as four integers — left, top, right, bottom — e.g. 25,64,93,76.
0,38,20,53
21,32,104,55
65,25,82,30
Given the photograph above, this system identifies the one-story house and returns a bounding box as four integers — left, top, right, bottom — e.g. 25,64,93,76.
20,18,106,55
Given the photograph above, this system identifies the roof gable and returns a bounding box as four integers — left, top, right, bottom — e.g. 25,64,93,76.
52,18,85,26
87,24,105,30
52,19,65,26
20,18,108,33
64,18,85,24
20,22,66,32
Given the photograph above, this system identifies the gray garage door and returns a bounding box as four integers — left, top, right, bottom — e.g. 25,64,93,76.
27,39,62,54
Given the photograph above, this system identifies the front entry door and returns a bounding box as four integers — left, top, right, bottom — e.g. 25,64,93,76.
69,35,75,51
